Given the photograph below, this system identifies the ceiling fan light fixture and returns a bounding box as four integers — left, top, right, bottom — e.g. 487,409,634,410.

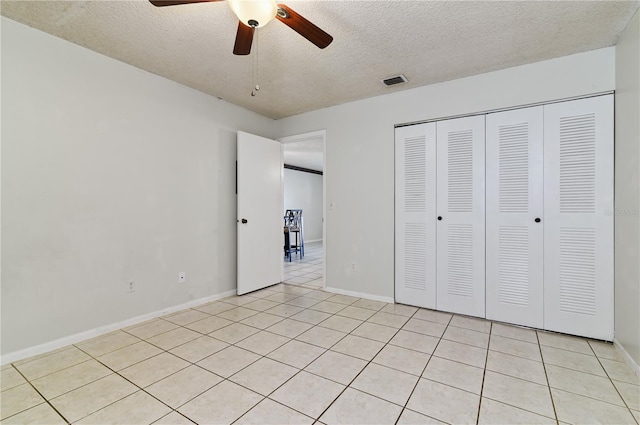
229,0,277,27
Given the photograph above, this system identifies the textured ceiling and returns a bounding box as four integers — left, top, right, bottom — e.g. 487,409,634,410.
2,1,638,119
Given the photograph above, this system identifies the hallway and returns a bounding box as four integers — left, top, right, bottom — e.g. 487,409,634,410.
283,241,323,289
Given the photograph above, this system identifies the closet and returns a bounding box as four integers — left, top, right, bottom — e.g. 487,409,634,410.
395,94,613,340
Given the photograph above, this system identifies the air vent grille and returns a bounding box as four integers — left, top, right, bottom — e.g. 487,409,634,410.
381,74,408,87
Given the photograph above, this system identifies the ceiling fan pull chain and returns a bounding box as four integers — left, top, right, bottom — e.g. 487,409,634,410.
251,28,260,97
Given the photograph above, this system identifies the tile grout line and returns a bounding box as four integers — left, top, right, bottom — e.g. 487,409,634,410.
73,314,304,422
535,330,561,425
588,339,640,424
223,257,330,423
307,306,414,423
12,356,97,387
77,327,312,425
427,327,611,422
283,308,557,425
238,295,393,422
475,321,492,425
9,284,326,422
439,321,567,423
8,345,76,368
221,293,369,418
228,293,368,423
431,321,559,397
394,312,454,425
18,303,433,382
12,278,631,425
71,343,193,423
14,291,479,423
451,332,554,421
6,365,71,424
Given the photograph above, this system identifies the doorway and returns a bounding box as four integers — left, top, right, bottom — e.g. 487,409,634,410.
279,130,326,289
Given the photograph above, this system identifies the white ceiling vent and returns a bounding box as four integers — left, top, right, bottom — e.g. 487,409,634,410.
381,74,408,87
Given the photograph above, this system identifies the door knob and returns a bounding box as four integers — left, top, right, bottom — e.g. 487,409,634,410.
241,218,248,224
437,216,443,221
535,218,541,223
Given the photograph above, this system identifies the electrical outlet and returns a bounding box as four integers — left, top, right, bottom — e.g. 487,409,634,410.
178,272,186,283
351,262,356,272
126,281,135,293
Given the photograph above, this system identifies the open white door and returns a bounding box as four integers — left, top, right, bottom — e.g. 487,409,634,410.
237,131,283,295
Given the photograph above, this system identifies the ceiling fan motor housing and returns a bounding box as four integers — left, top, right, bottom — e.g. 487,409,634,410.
229,0,278,28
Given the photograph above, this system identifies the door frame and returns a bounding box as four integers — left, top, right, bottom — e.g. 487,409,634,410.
278,130,327,288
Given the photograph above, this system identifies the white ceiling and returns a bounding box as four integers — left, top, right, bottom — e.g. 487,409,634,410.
283,138,324,171
2,1,638,119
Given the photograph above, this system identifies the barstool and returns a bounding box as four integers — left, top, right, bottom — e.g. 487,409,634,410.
284,209,304,261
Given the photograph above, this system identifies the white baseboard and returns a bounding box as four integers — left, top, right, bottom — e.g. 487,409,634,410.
324,286,394,304
614,338,640,378
305,239,323,243
1,289,236,365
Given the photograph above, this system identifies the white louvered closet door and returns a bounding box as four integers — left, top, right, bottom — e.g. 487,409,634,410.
544,95,614,341
486,106,544,328
436,116,485,317
395,123,437,309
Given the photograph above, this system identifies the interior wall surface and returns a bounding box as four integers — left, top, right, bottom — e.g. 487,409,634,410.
1,17,276,357
614,9,640,368
284,168,323,242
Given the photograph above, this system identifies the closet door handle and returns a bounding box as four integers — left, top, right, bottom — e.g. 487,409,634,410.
437,216,443,221
535,218,541,223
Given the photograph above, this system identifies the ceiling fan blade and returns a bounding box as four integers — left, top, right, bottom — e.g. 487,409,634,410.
233,21,255,55
276,4,333,49
149,0,224,7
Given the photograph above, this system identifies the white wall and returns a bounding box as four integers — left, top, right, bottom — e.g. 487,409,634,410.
614,10,640,369
284,168,323,242
277,48,615,299
1,18,275,357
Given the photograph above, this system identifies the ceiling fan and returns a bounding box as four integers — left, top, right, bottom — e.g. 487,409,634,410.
150,0,333,55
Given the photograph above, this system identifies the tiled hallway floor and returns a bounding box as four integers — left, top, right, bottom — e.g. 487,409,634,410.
2,283,639,424
283,241,323,288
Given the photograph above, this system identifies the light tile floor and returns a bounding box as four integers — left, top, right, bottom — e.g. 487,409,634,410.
283,241,323,288
2,282,639,424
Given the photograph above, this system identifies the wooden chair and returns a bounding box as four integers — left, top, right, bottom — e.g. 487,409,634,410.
283,209,304,261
